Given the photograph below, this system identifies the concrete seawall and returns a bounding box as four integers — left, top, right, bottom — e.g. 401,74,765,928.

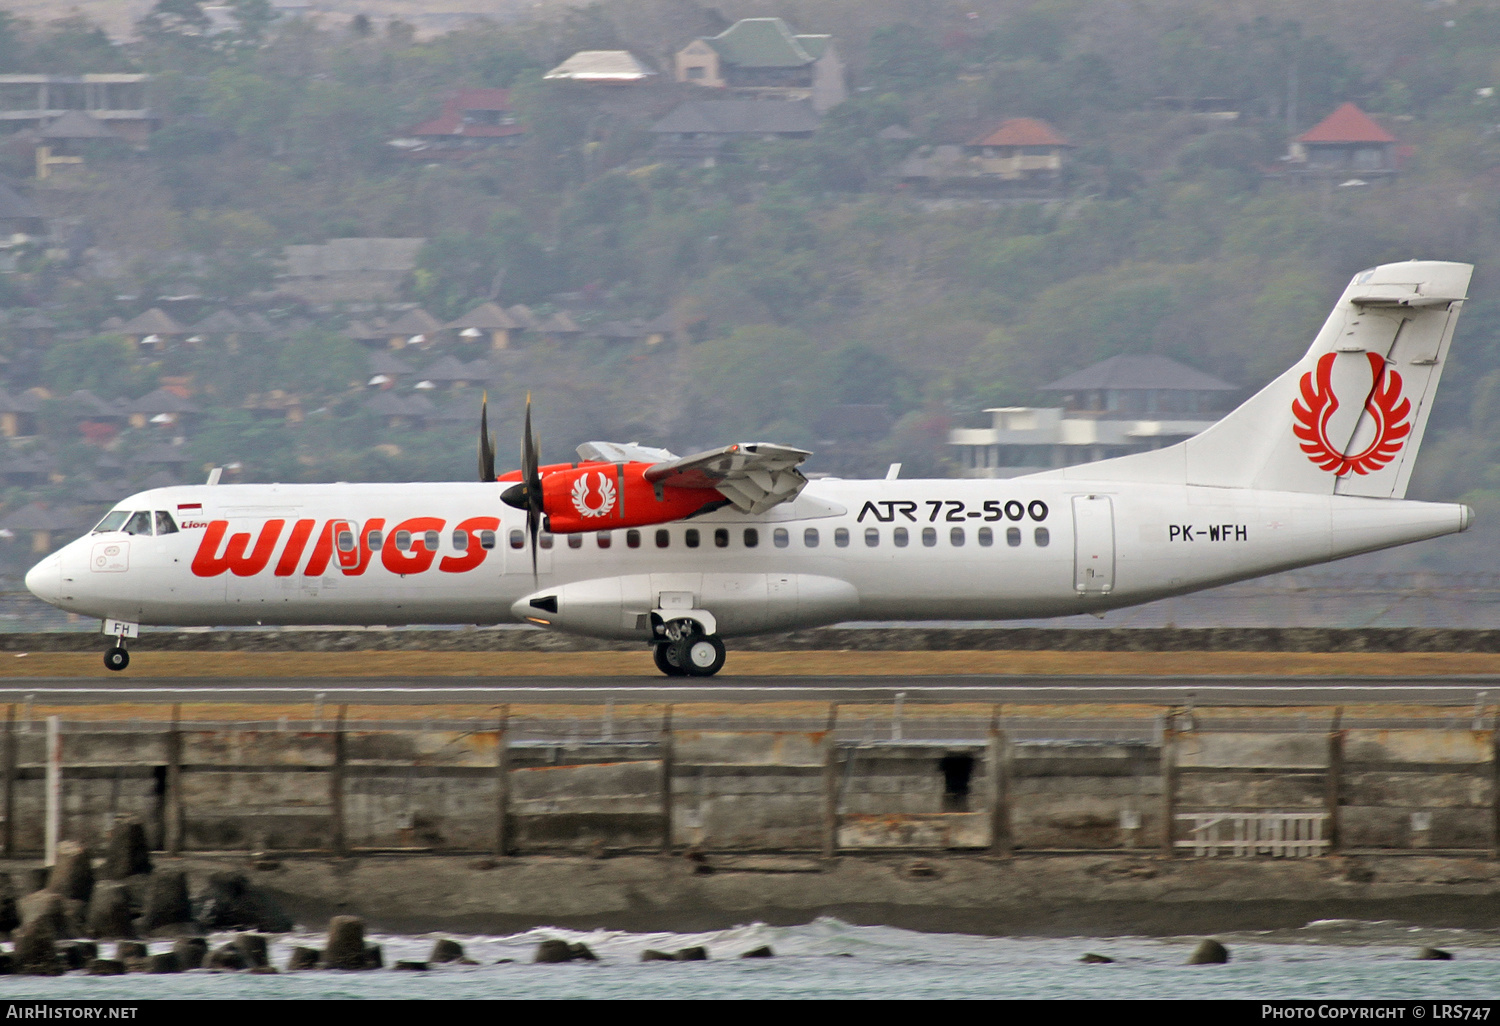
6,627,1500,653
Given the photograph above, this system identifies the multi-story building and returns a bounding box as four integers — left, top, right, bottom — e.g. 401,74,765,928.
674,18,845,111
949,355,1237,477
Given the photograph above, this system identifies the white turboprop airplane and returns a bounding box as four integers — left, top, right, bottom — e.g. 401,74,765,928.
22,260,1477,675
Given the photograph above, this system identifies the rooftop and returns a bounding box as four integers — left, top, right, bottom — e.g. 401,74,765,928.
544,51,656,82
969,118,1072,148
705,18,819,69
1297,103,1396,145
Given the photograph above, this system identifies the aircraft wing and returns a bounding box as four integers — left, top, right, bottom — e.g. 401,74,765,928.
643,443,811,514
576,440,679,464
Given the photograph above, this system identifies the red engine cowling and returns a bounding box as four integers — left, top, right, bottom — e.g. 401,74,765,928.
529,462,720,533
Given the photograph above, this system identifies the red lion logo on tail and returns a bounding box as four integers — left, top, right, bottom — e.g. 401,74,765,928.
1292,352,1411,476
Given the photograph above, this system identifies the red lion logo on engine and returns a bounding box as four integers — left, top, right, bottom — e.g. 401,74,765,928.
1292,352,1411,476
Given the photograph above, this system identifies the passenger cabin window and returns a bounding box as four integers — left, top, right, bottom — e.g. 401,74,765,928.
567,533,582,549
337,530,356,553
804,527,819,548
154,512,178,535
773,528,789,548
950,526,965,547
978,527,993,547
424,530,440,551
627,529,641,549
509,529,524,550
597,531,611,549
368,530,383,550
393,530,411,552
685,529,700,548
655,529,669,549
714,528,729,549
479,530,495,550
922,526,936,547
744,528,759,548
540,532,554,550
894,527,908,547
452,530,469,551
1034,527,1050,547
865,527,879,547
1006,527,1022,547
123,511,153,536
834,527,849,547
93,511,130,533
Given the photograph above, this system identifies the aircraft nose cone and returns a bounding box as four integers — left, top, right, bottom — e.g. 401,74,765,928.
24,554,60,605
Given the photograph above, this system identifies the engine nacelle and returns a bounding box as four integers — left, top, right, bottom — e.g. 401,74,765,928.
531,462,722,534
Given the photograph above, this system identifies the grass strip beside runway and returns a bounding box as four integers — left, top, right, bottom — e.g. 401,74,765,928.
1,649,1500,678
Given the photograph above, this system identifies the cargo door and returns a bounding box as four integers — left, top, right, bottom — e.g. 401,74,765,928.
1072,494,1115,594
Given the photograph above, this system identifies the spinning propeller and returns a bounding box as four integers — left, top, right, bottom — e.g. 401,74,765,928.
497,393,544,581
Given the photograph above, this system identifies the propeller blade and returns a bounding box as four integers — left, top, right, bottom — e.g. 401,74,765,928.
522,393,541,582
478,393,495,482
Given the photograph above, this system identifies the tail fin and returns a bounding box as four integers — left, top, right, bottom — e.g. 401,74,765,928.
1038,260,1471,497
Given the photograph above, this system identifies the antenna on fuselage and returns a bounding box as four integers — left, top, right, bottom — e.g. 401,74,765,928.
205,467,222,486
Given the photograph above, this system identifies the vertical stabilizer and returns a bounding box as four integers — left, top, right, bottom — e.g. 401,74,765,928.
1033,260,1471,497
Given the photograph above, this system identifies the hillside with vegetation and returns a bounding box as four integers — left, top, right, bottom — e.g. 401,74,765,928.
0,0,1499,583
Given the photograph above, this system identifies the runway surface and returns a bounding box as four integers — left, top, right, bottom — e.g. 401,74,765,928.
2,674,1499,705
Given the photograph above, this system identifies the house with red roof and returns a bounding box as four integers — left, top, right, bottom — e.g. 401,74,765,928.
895,116,1073,196
1283,102,1399,178
389,89,523,159
965,118,1074,183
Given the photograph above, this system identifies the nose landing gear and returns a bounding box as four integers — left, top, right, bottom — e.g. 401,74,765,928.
101,618,137,672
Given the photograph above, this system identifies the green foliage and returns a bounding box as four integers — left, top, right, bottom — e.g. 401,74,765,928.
40,336,158,400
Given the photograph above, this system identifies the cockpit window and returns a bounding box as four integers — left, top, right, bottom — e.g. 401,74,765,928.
92,511,129,533
122,511,153,536
154,511,178,535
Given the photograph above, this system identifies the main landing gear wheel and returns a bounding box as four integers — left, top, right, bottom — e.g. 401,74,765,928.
653,642,688,677
104,647,129,672
671,634,726,677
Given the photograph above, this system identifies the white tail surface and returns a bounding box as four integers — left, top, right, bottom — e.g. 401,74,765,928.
1034,260,1472,498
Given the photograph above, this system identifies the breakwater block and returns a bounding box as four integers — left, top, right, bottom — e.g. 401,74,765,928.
208,944,245,970
86,959,123,976
322,916,372,970
199,873,292,933
115,941,146,962
14,920,60,975
101,821,152,880
287,946,319,970
20,891,80,939
1186,940,1229,965
1415,947,1453,960
147,952,180,974
535,939,597,963
173,937,207,970
395,960,429,971
674,947,708,961
140,871,191,932
1080,953,1114,964
234,934,269,969
85,883,134,940
430,939,464,963
641,949,673,962
741,946,774,958
48,842,93,904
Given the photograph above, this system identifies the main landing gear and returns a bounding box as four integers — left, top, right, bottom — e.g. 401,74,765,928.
652,620,726,677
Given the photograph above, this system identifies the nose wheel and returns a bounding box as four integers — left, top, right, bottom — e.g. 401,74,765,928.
104,646,129,672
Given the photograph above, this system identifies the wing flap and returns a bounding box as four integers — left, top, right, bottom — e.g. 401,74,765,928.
643,443,812,514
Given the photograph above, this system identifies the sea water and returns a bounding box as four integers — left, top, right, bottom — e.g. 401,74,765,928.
0,918,1497,1000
